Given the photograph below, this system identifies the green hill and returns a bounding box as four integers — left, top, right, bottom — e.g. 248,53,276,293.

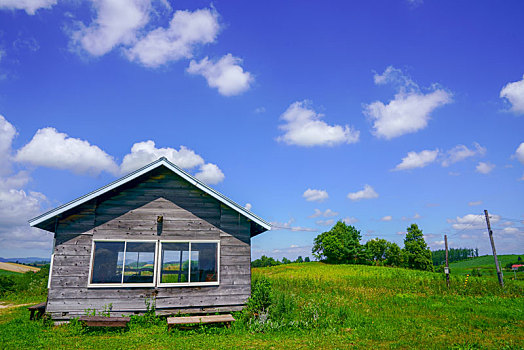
449,254,523,278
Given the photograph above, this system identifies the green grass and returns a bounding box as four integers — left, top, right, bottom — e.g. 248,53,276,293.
450,254,523,279
0,270,22,277
0,262,523,349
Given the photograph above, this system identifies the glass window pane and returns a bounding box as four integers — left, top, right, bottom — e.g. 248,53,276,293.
190,243,218,282
161,243,189,283
123,242,156,284
91,242,125,284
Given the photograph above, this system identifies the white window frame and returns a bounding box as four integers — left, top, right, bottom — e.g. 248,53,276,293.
157,240,220,287
47,254,54,289
87,239,158,288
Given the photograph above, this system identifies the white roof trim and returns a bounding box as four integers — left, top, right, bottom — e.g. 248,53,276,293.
29,157,271,231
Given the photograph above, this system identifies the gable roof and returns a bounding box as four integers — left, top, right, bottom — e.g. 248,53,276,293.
29,157,271,235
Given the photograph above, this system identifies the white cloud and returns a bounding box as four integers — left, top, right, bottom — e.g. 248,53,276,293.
120,140,225,184
309,208,338,218
503,227,518,234
447,213,499,230
394,149,439,171
380,215,392,222
0,115,51,256
244,203,252,211
343,217,358,224
365,66,452,139
187,54,253,96
476,161,495,174
72,0,152,56
500,74,524,114
194,163,224,185
347,184,378,201
303,188,328,202
0,115,16,176
515,142,524,164
277,101,360,147
442,143,486,167
468,200,483,206
315,219,335,226
269,219,317,232
120,140,204,174
15,127,119,176
0,0,56,15
127,8,219,67
402,213,421,221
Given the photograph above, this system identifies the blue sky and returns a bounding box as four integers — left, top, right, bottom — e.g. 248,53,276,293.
0,0,523,260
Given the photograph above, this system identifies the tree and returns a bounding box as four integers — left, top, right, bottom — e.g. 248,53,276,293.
403,224,433,271
365,238,389,265
281,257,291,264
251,255,280,268
304,257,310,263
295,256,304,263
384,241,402,267
312,221,362,264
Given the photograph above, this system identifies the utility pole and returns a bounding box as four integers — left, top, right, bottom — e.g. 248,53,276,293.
444,234,450,288
484,209,504,287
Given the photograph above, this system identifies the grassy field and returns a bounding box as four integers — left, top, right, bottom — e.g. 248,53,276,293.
450,254,523,279
0,262,523,349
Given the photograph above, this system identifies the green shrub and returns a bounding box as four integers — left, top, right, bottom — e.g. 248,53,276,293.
245,276,272,315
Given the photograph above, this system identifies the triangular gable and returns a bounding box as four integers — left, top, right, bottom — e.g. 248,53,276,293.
29,157,271,236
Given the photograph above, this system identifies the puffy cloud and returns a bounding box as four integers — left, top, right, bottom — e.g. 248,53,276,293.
244,203,252,211
394,149,439,171
468,200,483,206
303,188,328,202
442,143,486,167
127,8,219,67
503,227,518,234
120,140,204,174
380,215,392,222
187,54,253,96
447,213,499,230
315,219,335,226
402,213,421,221
0,115,16,176
343,217,359,224
269,219,317,232
72,0,152,56
347,184,378,201
15,127,119,176
194,163,224,185
0,0,56,15
515,142,524,164
309,208,338,218
0,115,51,256
365,66,452,139
120,140,224,184
476,161,495,174
277,101,360,147
500,74,524,114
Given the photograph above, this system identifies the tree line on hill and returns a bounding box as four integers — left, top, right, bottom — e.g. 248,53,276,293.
252,221,483,272
252,255,311,268
431,248,479,266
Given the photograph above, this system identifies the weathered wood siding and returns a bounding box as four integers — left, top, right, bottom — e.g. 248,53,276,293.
47,167,252,319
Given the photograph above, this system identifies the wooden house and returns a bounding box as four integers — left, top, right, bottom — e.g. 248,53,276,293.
29,157,271,320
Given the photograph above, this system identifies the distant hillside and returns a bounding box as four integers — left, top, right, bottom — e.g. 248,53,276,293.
0,257,50,264
0,262,40,273
449,254,522,277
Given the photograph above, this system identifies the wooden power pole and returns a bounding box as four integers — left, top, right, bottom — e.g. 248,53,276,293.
484,209,504,287
444,234,450,287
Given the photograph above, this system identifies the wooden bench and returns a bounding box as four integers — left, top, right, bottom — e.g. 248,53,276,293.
167,314,235,329
28,302,46,320
78,316,131,328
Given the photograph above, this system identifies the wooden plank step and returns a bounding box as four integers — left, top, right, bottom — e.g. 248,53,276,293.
167,314,235,328
78,316,131,327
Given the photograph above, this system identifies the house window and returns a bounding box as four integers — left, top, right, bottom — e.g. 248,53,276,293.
89,240,219,287
89,240,157,286
158,241,219,286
